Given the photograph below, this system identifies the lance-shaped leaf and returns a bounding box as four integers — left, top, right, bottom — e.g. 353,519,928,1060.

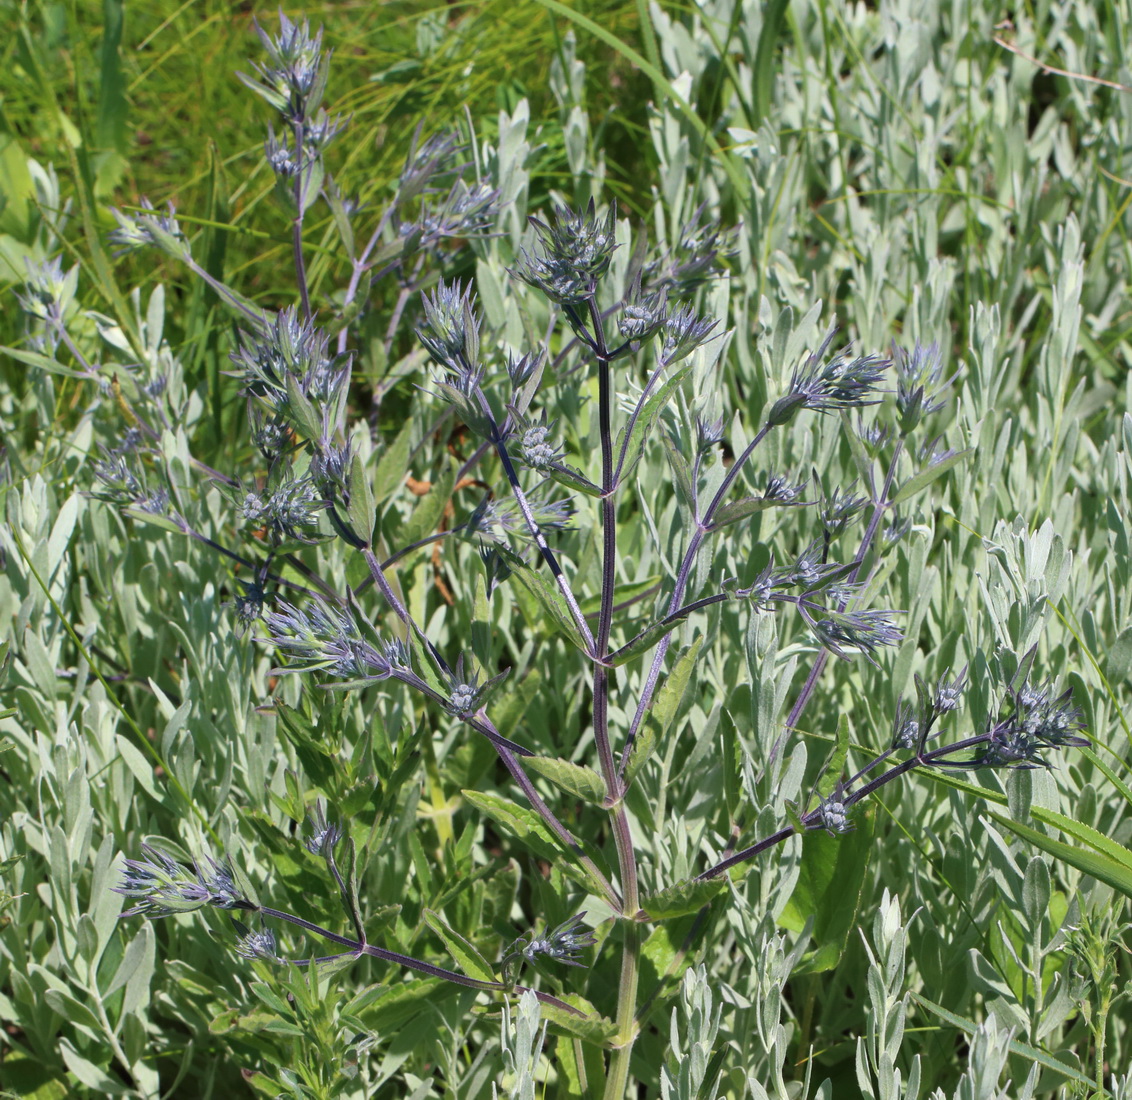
423,909,496,983
710,495,783,530
373,420,414,505
639,877,726,920
547,461,602,498
989,810,1132,902
346,453,375,544
661,431,696,512
524,756,606,804
624,633,701,783
285,372,321,441
615,362,694,484
0,344,88,378
507,559,590,652
890,449,971,505
122,506,187,536
815,713,851,801
462,790,609,896
538,994,618,1047
342,836,366,945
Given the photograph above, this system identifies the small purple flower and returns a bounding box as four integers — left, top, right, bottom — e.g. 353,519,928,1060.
115,845,246,919
233,922,280,962
521,913,596,967
814,793,853,835
305,802,342,856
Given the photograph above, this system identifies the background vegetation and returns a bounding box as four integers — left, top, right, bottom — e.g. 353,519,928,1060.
2,0,1132,1098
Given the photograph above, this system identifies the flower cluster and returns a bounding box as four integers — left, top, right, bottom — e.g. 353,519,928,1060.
894,341,957,434
15,256,77,328
108,199,189,260
644,204,737,296
972,682,1088,769
262,600,392,680
114,846,247,919
514,200,618,305
417,280,482,376
815,791,853,835
229,308,350,433
661,305,718,365
500,913,596,984
769,329,888,426
466,491,573,546
241,474,324,543
890,669,968,753
238,12,329,122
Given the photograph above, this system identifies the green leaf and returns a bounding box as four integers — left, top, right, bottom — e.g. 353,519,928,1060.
643,637,703,748
989,811,1132,901
780,808,876,972
1078,745,1132,808
910,994,1095,1088
343,836,366,944
400,458,455,546
640,876,725,920
462,789,607,895
623,720,656,787
273,701,337,789
349,979,460,1034
347,452,376,544
537,994,618,1047
815,713,851,800
524,756,606,804
711,495,778,529
890,449,972,505
661,432,696,511
94,0,128,195
1106,625,1132,684
374,420,413,505
923,768,1009,805
615,363,694,483
44,987,103,1032
422,909,496,983
122,506,186,536
507,560,589,652
115,734,159,799
577,576,659,618
462,790,559,859
751,0,790,127
0,343,88,378
59,1039,128,1094
548,461,602,498
284,372,321,441
1029,806,1132,868
610,617,682,667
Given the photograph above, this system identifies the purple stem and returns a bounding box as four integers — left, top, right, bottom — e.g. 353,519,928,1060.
470,384,596,654
618,422,775,780
777,438,905,756
696,730,993,880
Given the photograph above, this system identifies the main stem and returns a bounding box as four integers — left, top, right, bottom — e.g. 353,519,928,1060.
589,297,641,1100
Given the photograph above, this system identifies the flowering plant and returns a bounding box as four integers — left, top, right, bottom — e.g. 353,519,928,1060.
4,8,1108,1099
